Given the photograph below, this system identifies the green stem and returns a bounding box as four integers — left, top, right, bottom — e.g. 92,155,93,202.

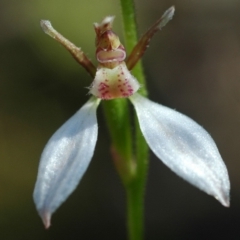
103,99,133,183
126,182,144,240
120,0,147,96
119,0,149,240
101,1,149,239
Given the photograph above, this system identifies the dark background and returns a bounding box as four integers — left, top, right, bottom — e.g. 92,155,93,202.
1,0,240,239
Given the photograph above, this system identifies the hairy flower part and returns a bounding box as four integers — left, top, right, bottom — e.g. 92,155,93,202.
90,62,139,99
40,20,96,77
34,7,230,228
94,16,126,65
95,28,126,64
90,16,139,99
126,6,175,70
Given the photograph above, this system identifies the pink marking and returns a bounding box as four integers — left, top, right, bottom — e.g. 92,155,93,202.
101,90,110,99
98,82,109,92
99,82,109,87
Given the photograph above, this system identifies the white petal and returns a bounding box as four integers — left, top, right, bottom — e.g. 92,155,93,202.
33,97,100,228
90,62,140,99
130,93,230,206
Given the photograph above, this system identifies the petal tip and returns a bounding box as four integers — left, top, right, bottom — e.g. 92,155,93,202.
158,6,175,29
130,94,231,208
216,192,230,208
40,210,52,229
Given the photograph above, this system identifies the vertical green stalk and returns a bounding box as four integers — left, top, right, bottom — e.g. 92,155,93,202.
103,98,133,182
120,0,149,240
102,1,149,239
120,0,147,96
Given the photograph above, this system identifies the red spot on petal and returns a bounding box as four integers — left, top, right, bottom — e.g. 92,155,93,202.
99,82,109,88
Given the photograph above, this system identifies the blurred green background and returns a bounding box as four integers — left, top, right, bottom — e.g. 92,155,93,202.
1,0,240,239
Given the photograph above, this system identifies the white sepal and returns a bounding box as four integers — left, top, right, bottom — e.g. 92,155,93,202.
130,93,230,206
33,97,100,228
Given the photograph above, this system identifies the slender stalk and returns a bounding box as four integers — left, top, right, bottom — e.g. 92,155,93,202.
127,6,175,71
120,0,147,96
120,0,149,239
103,99,134,183
126,182,144,240
40,20,96,77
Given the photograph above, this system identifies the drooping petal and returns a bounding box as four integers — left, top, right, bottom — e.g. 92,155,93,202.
130,93,230,206
33,97,100,228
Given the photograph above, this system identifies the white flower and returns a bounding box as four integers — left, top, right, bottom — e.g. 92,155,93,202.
33,90,230,228
34,9,230,228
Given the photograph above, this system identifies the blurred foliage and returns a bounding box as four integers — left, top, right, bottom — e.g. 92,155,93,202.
1,0,240,239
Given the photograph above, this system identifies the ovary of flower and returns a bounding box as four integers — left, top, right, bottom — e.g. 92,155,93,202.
34,7,230,229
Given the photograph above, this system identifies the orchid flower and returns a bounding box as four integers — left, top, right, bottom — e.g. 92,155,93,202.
33,6,230,229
